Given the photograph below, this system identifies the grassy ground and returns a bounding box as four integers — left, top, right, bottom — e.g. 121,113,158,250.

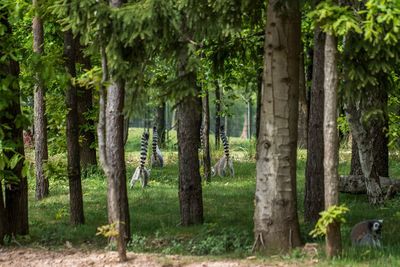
16,128,400,265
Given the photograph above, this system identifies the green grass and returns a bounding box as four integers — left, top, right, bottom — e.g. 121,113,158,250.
15,128,400,265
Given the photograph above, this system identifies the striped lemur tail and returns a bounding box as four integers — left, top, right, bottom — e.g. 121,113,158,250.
212,125,234,177
130,130,150,188
151,126,164,167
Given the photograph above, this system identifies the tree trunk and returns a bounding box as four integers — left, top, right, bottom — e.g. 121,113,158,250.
373,90,388,177
177,43,203,226
298,49,308,148
323,33,341,258
304,26,325,224
215,80,221,149
350,137,363,175
64,30,84,225
248,100,252,138
256,72,262,140
202,90,211,183
0,182,5,244
98,46,108,173
76,51,97,168
253,1,302,253
240,112,248,139
156,104,166,148
33,0,49,200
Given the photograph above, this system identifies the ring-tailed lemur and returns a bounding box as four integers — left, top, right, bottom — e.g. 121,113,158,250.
212,125,234,177
351,219,383,247
130,130,150,188
151,126,164,167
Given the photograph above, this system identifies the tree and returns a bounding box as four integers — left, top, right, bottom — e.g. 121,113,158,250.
304,0,325,224
215,80,221,149
202,89,211,183
323,32,341,258
33,0,49,200
64,30,84,225
253,0,302,253
156,104,166,147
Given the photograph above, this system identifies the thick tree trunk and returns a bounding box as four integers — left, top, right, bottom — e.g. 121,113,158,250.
33,0,49,200
253,1,302,254
373,90,388,177
64,30,84,225
156,104,166,148
76,53,97,168
202,91,211,183
350,137,363,175
339,175,400,194
215,80,221,149
256,72,262,140
323,33,341,258
304,26,325,224
177,44,203,226
298,50,308,148
106,79,130,260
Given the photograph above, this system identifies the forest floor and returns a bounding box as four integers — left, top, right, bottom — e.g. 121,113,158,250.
0,247,319,267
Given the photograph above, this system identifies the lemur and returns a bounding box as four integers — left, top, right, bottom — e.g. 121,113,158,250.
212,125,234,177
150,126,164,167
351,219,383,247
130,130,150,188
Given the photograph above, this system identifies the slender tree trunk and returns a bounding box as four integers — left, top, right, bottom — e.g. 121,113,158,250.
350,137,363,175
177,43,203,226
298,50,308,148
323,33,341,258
0,182,5,244
304,25,326,224
253,1,302,253
248,100,252,138
76,51,97,168
202,90,211,183
98,46,108,173
156,104,166,148
33,0,49,200
240,112,248,139
64,30,84,225
215,80,221,149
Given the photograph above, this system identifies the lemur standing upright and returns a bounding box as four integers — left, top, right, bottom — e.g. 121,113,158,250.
130,130,150,188
212,125,234,177
151,126,164,167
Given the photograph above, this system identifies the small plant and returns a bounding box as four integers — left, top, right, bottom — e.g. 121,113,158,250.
96,222,119,238
309,204,349,238
55,207,68,220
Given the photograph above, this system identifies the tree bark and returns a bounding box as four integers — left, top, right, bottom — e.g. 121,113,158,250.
240,112,248,139
64,30,84,225
215,80,221,149
253,1,302,254
156,104,166,148
256,71,263,140
350,137,363,175
202,90,211,183
33,0,49,200
304,25,325,224
373,90,388,177
323,33,341,258
298,50,308,148
76,50,97,168
177,43,203,226
0,182,5,244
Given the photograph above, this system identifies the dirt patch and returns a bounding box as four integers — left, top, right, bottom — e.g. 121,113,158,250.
0,247,318,267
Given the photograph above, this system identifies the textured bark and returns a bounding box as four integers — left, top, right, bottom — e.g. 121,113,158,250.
33,0,49,200
304,26,325,224
298,51,308,148
323,34,341,258
248,100,252,138
350,137,363,175
373,90,388,177
253,1,302,254
215,80,221,149
156,104,166,148
256,73,262,140
240,112,248,139
64,30,84,225
0,183,5,244
77,51,97,168
98,46,108,173
106,79,130,261
339,175,400,194
177,44,203,226
202,91,211,183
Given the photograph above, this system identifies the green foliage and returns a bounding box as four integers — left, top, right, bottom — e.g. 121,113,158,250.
309,204,349,238
96,223,119,238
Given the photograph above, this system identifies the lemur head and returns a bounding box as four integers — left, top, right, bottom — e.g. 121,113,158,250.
369,219,383,235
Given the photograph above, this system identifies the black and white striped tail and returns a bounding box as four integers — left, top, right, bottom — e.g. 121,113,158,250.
151,126,164,167
220,125,229,158
130,130,150,188
199,125,204,150
152,126,158,160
